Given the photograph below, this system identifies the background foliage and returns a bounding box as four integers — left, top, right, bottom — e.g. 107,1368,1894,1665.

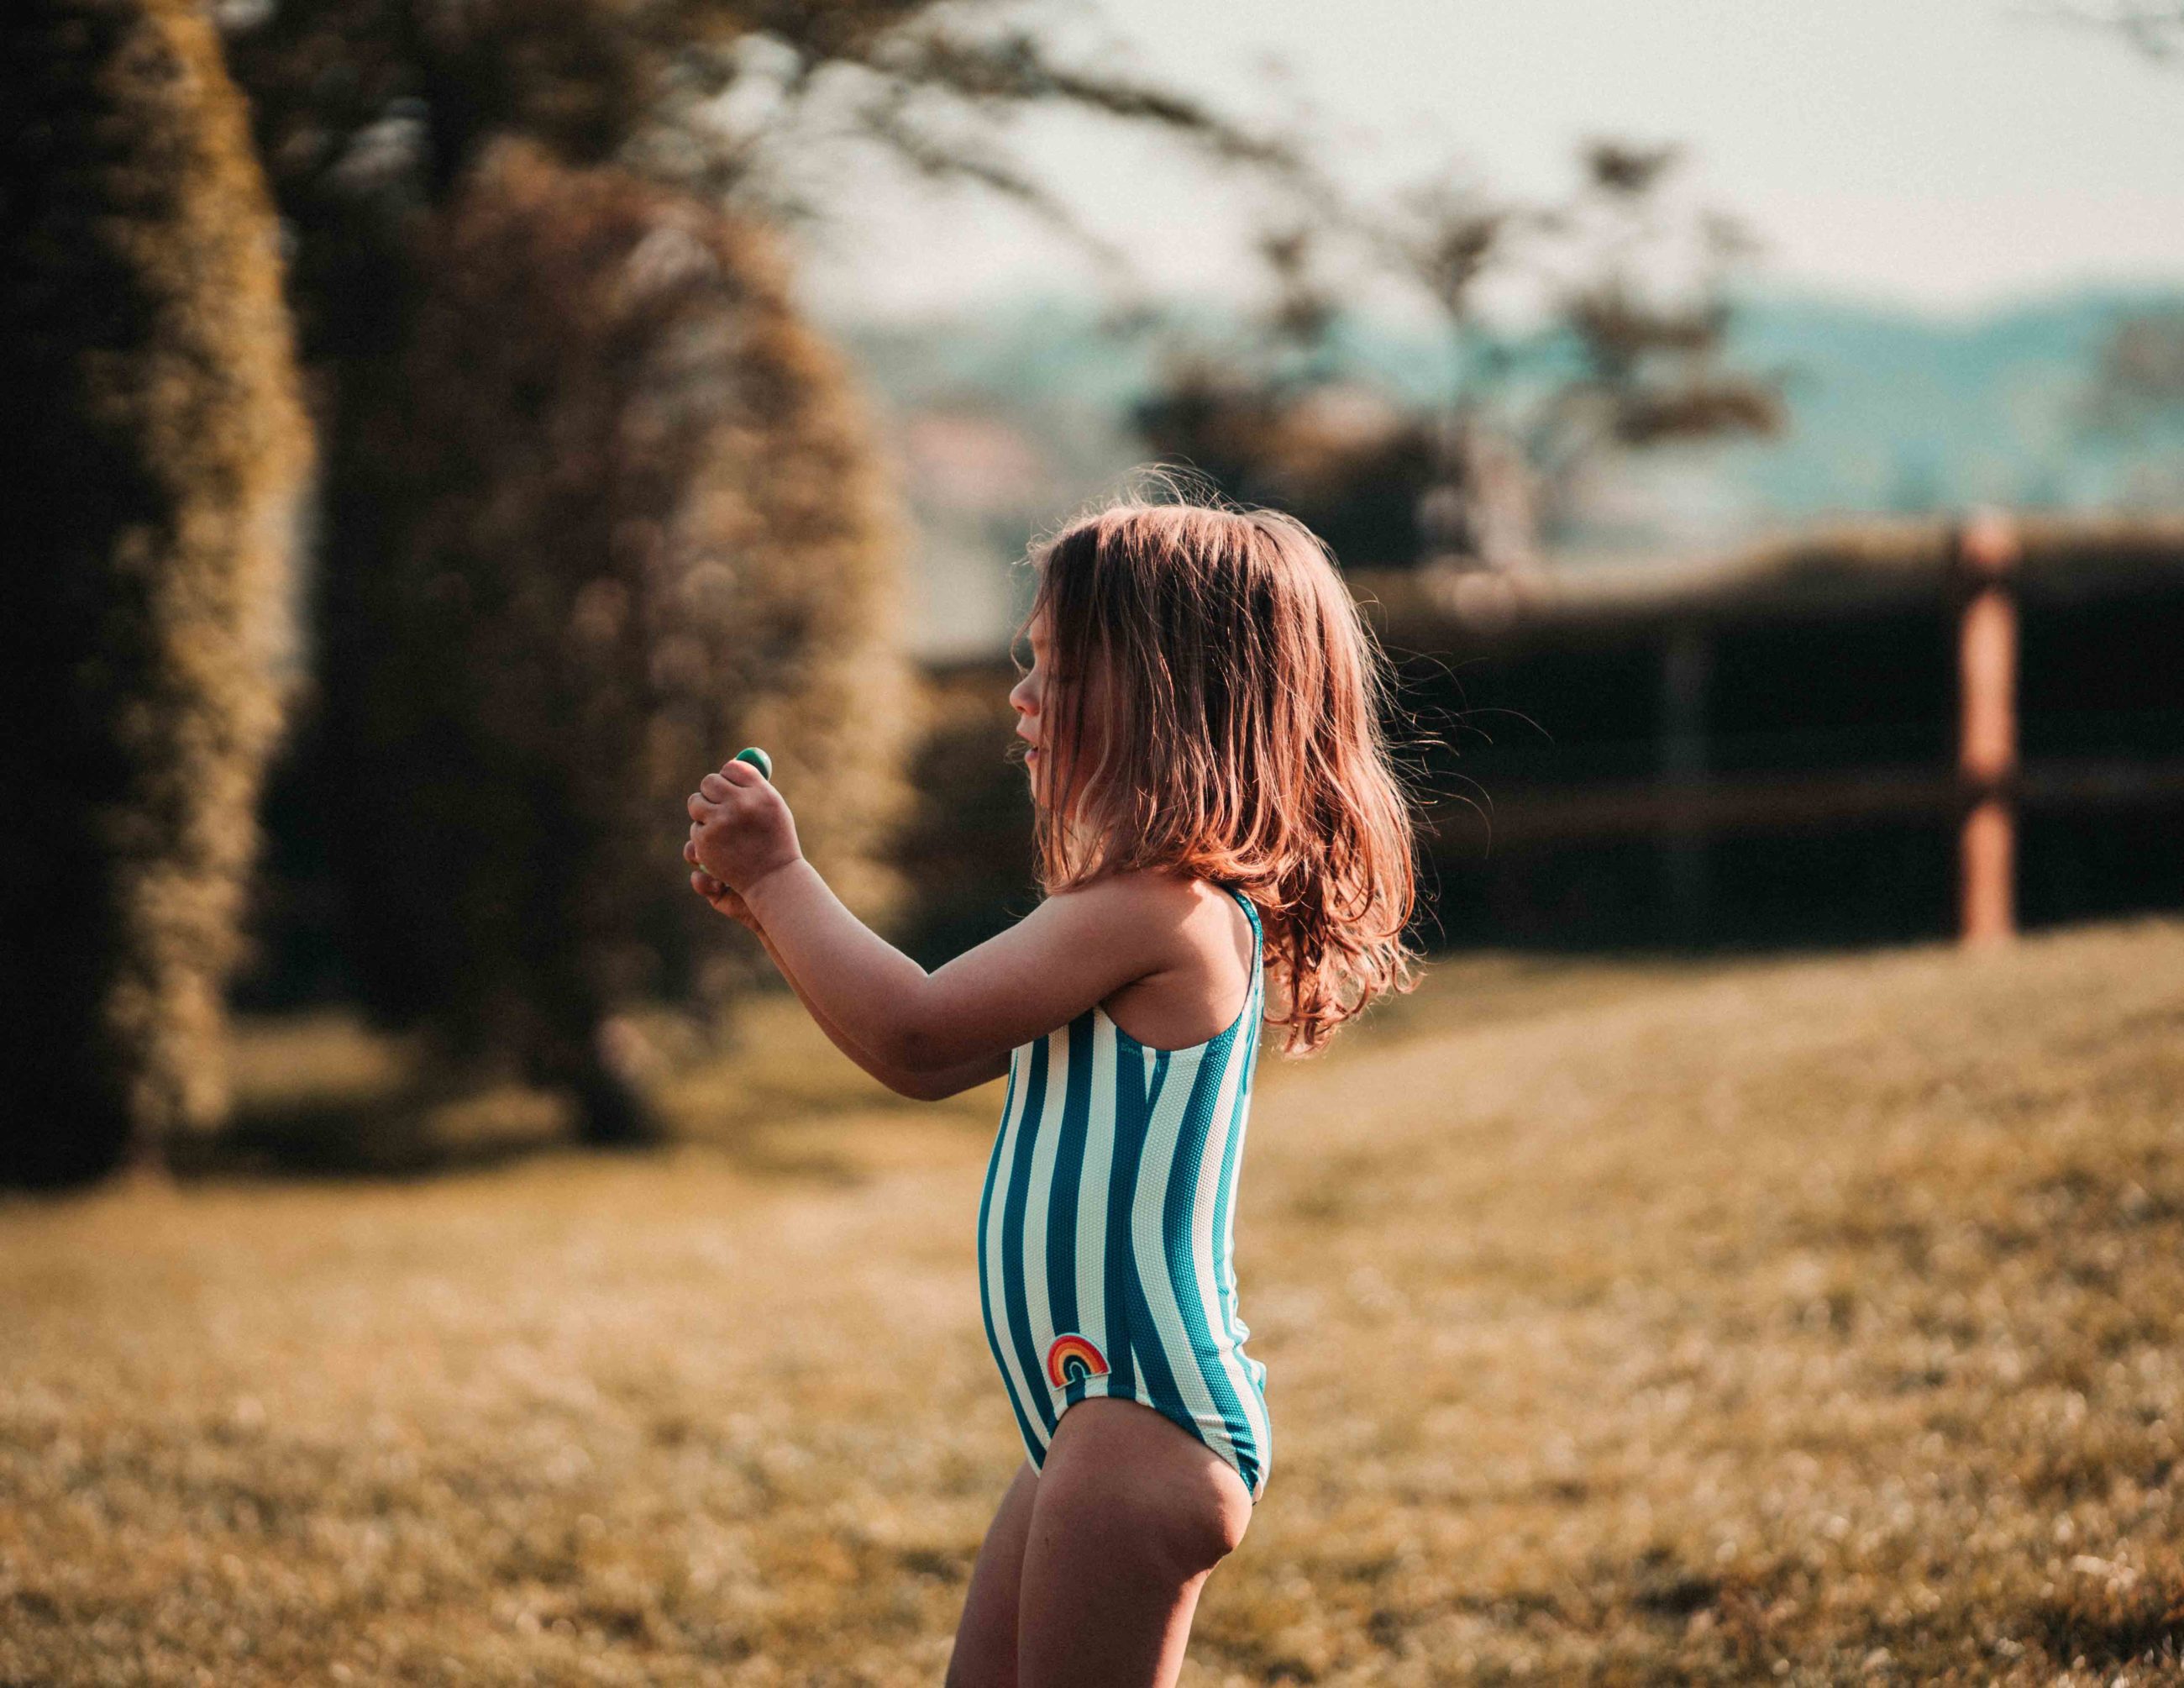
0,0,312,1186
298,136,912,1142
209,0,1314,1146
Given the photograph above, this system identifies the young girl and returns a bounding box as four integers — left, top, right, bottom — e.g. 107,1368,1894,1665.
684,498,1421,1687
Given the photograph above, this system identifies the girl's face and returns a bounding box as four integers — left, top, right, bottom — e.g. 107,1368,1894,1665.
1009,606,1101,815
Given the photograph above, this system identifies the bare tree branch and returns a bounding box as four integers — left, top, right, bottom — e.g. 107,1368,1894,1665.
2015,2,2184,61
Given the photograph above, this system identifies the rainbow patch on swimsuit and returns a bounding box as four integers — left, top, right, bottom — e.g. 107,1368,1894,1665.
1045,1333,1110,1389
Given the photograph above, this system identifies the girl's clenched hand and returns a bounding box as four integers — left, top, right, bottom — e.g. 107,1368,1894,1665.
685,759,802,898
683,841,761,932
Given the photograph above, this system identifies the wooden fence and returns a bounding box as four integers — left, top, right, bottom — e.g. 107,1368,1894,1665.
899,513,2184,960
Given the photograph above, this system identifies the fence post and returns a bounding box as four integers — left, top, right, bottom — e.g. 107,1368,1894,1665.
1955,510,2019,948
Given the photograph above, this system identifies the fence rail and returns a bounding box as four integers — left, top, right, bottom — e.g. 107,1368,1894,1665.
1425,755,2184,849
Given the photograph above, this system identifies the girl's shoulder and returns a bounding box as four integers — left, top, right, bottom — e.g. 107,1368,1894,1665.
1058,866,1253,968
1041,867,1255,980
1060,865,1249,928
1077,870,1257,1049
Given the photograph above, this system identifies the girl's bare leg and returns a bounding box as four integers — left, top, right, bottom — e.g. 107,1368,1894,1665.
1015,1398,1252,1688
946,1459,1042,1688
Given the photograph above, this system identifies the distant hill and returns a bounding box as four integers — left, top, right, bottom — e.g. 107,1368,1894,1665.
823,285,2184,656
1708,286,2184,518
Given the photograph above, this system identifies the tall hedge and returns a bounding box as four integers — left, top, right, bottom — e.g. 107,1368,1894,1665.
0,0,312,1186
313,139,912,1141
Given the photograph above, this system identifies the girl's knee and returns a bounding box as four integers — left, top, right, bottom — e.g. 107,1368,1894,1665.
1169,1467,1252,1574
1131,1469,1250,1582
1040,1426,1251,1580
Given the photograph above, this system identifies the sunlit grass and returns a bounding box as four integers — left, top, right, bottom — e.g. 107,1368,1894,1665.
6,918,2183,1684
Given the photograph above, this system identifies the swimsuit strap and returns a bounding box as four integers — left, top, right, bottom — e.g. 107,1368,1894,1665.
1226,886,1264,997
1227,886,1263,972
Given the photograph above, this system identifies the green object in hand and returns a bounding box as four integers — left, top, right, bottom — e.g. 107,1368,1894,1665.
732,746,772,781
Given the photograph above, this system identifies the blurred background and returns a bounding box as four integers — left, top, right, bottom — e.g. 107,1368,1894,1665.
6,2,2184,1681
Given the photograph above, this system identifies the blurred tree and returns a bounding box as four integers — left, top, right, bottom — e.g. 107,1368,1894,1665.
1137,139,1785,569
1522,141,1785,545
1135,223,1440,568
217,0,1313,371
0,0,312,1186
2087,306,2184,425
2082,303,2184,503
2051,3,2184,504
2043,3,2184,60
1386,173,1533,568
1134,358,1439,572
213,0,1312,1142
316,139,908,1142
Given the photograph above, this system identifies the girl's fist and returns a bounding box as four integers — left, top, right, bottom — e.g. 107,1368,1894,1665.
685,758,801,896
683,841,761,932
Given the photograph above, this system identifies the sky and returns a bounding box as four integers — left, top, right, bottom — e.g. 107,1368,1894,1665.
792,0,2184,323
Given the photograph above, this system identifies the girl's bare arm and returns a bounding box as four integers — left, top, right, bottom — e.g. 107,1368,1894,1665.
749,916,1010,1102
688,860,1008,1101
737,858,1177,1073
688,760,1178,1075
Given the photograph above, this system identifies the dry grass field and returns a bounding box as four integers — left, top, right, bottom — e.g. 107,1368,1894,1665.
6,917,2184,1685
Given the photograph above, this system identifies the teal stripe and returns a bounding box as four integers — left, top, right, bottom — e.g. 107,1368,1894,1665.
1215,996,1269,1433
1000,1037,1057,1437
1102,1046,1165,1401
1213,890,1270,1458
1214,918,1265,1365
1159,1020,1257,1482
1044,1015,1093,1338
1212,996,1259,1328
977,1057,1041,1455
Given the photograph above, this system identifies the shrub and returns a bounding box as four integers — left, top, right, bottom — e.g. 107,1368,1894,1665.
0,0,312,1186
312,139,912,1141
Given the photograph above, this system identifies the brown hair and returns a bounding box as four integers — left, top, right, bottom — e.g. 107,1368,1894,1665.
1015,495,1423,1056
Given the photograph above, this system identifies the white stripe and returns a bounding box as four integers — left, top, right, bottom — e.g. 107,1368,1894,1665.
1232,980,1270,1401
1222,974,1265,1323
1020,1025,1068,1384
1075,1017,1117,1354
1189,1019,1268,1471
983,1040,1046,1449
1130,1048,1244,1474
1223,1022,1275,1467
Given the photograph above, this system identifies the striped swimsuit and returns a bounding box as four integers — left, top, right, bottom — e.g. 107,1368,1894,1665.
976,884,1272,1503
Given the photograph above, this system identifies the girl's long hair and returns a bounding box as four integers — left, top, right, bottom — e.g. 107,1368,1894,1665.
1017,494,1424,1056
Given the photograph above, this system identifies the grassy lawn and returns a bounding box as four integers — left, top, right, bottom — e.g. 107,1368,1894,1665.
5,918,2183,1685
